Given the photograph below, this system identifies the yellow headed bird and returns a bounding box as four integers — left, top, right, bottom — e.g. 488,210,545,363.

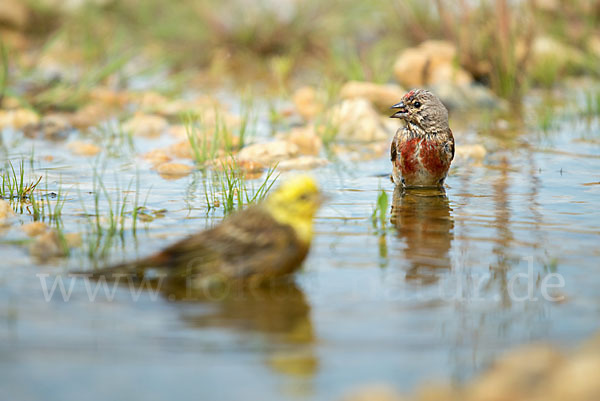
88,175,322,289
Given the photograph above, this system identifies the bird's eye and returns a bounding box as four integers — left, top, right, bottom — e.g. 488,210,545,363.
414,101,421,108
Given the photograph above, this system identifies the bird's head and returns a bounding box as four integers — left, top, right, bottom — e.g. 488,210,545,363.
264,175,322,244
390,89,449,133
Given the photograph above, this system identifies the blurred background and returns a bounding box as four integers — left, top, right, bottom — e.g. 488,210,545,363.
1,0,599,102
1,1,600,401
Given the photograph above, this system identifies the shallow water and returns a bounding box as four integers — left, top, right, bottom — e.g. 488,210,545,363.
1,89,600,401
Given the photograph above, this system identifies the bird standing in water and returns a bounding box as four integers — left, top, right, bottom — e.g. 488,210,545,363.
390,89,454,188
86,175,322,290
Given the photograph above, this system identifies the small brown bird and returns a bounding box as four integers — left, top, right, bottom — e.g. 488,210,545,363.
390,89,454,188
85,175,322,290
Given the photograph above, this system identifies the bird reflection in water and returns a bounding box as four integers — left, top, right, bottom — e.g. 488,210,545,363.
162,278,318,385
390,186,454,284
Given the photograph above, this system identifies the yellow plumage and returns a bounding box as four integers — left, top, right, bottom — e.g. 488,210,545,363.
265,174,321,245
87,175,322,290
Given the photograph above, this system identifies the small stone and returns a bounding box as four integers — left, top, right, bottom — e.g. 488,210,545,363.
162,98,228,120
238,140,299,165
455,144,487,162
89,87,129,107
587,35,600,59
533,0,559,12
393,40,472,88
168,140,194,159
0,108,40,130
68,103,107,129
0,0,29,29
67,141,101,156
168,134,239,160
155,162,193,179
122,113,168,137
548,354,600,401
529,36,586,72
201,109,240,134
23,113,71,140
29,230,66,258
416,382,460,401
0,29,27,50
431,82,505,111
278,156,328,171
209,157,265,175
328,99,391,142
340,81,406,112
427,63,473,88
168,124,189,140
0,199,14,225
282,126,323,156
142,149,172,166
133,91,170,111
577,332,600,358
21,221,49,237
339,384,405,401
293,86,324,121
237,159,264,174
465,344,562,401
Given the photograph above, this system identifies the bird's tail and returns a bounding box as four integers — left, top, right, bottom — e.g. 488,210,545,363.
74,255,164,281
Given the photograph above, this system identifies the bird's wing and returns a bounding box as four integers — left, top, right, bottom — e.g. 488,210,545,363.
444,128,455,162
155,206,307,280
390,132,398,162
207,207,307,280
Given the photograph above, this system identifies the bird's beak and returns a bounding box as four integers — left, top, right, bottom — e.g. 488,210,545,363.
390,101,407,119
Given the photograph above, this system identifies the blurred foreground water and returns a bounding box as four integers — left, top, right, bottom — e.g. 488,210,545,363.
1,84,599,400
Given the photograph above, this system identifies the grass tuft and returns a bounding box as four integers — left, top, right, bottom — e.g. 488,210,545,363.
0,41,8,107
78,167,144,263
0,160,43,201
204,159,279,215
95,121,135,158
583,90,600,117
371,187,389,233
184,111,227,167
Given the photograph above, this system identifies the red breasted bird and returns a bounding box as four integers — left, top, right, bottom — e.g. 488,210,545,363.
390,89,454,188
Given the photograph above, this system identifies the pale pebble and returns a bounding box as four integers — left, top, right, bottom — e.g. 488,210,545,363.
0,108,40,130
155,162,194,179
238,141,299,165
68,141,101,156
0,199,14,225
328,99,391,142
278,156,328,171
292,86,324,121
22,221,49,237
340,81,406,112
122,113,168,137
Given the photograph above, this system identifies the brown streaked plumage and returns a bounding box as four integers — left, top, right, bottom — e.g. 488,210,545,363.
84,175,321,290
390,89,454,188
127,208,309,283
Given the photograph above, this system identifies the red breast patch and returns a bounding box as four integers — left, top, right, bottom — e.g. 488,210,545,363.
421,139,447,176
399,137,420,176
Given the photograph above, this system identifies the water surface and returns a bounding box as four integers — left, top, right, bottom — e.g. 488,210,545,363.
1,89,599,401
